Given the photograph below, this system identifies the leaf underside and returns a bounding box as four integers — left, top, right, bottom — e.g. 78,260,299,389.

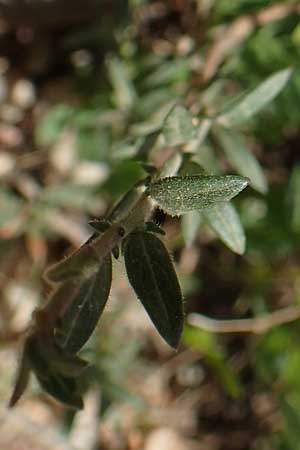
124,231,184,348
204,202,246,254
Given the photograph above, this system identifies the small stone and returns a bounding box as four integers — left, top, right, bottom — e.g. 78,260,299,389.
50,129,76,175
72,161,109,186
144,428,196,450
0,152,15,177
12,79,36,109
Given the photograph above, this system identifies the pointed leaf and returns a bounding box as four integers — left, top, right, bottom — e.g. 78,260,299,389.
26,336,83,409
181,211,203,247
148,175,249,216
9,348,31,408
163,105,196,146
124,231,183,348
35,371,83,409
203,202,246,254
55,254,112,354
214,126,267,194
217,68,292,127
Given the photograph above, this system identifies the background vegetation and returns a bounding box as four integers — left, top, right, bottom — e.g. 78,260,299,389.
0,1,300,449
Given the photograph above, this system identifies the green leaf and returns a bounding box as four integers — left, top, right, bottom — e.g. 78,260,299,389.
26,336,83,409
107,57,136,110
203,202,246,255
40,183,101,212
0,187,24,227
148,175,249,216
162,105,196,146
55,254,112,354
213,126,267,194
183,325,243,398
35,104,73,147
124,231,183,348
217,68,292,127
181,211,203,247
288,164,300,233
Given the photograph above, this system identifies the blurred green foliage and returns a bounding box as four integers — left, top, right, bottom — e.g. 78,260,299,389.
2,0,300,448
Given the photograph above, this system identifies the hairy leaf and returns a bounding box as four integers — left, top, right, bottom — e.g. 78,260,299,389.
217,68,292,127
163,105,196,146
26,336,83,409
124,231,183,348
203,202,246,254
148,175,249,216
55,254,112,354
214,126,267,194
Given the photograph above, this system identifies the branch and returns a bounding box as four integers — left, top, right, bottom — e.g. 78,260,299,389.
187,304,300,334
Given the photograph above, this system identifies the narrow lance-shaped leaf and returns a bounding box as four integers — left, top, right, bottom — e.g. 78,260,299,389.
124,231,183,348
288,164,300,233
181,211,203,247
55,254,112,354
217,68,292,127
203,202,246,255
107,56,137,110
213,126,267,194
162,105,196,146
9,347,31,408
148,175,249,216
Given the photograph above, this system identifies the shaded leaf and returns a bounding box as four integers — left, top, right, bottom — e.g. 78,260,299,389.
124,231,183,348
145,221,165,235
55,254,112,354
26,336,83,409
214,126,267,194
217,68,292,127
9,348,31,408
162,105,196,146
203,202,246,254
148,175,249,216
288,164,300,233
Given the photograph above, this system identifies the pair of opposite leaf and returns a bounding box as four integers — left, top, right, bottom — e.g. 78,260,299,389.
10,168,249,409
